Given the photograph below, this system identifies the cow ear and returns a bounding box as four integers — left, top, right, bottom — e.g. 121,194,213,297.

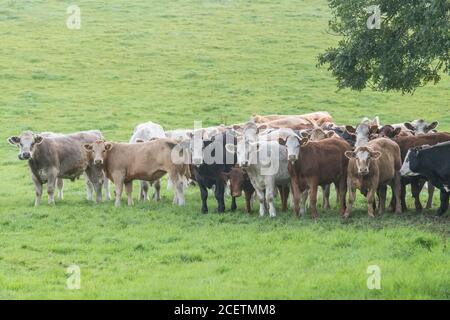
300,137,309,145
345,125,356,133
105,143,113,151
300,130,310,138
393,127,402,136
371,151,382,160
7,136,20,145
369,125,379,134
404,122,415,131
34,135,44,145
278,138,286,145
225,143,236,154
326,131,334,138
427,121,438,131
84,144,93,151
344,151,355,159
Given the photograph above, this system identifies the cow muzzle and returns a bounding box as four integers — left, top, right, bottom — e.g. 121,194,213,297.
192,158,202,166
358,168,369,176
288,155,297,163
94,159,104,165
19,152,31,160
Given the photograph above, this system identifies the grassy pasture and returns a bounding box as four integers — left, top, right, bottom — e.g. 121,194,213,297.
0,0,449,299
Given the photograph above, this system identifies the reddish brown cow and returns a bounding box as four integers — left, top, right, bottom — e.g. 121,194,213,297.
345,138,402,218
223,166,255,213
393,133,450,211
281,135,351,219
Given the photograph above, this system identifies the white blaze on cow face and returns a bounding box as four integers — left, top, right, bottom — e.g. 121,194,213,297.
345,147,381,176
400,149,419,177
8,132,44,160
84,140,112,165
285,135,301,163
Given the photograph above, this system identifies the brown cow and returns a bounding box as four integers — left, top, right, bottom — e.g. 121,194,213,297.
223,166,255,213
345,138,402,218
253,111,333,125
281,135,351,219
84,139,189,207
393,132,450,211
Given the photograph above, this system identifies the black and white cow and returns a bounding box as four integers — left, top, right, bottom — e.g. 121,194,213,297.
400,141,450,216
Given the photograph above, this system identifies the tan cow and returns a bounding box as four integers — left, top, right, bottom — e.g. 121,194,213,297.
252,111,333,125
84,139,189,207
344,138,402,218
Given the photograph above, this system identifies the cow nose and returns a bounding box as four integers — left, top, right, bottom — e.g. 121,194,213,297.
359,168,369,175
94,159,103,165
288,155,297,162
193,158,202,166
20,152,30,160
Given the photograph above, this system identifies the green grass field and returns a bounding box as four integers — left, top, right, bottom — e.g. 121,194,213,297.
0,0,449,299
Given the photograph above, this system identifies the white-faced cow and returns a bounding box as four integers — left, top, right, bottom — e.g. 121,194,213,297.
400,141,450,216
281,134,350,219
345,138,402,218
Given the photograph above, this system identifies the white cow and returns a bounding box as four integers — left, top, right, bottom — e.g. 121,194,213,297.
130,121,166,201
225,135,290,218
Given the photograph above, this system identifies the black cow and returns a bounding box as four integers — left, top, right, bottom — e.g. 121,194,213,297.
185,131,236,213
400,141,450,216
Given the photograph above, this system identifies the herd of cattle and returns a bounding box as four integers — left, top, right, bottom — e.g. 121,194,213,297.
7,111,450,218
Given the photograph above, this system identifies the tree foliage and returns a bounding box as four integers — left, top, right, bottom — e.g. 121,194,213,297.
318,0,450,93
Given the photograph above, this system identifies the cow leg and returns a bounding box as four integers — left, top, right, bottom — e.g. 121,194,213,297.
47,169,58,205
31,173,43,207
85,178,94,201
393,173,402,214
281,185,290,212
199,183,208,213
214,182,225,213
153,179,161,201
140,181,149,201
244,191,252,213
113,176,124,207
300,189,308,217
378,185,387,215
231,196,237,212
411,180,424,212
290,179,301,217
436,189,449,216
103,175,111,201
426,183,435,209
367,188,376,218
400,182,408,212
309,178,319,219
57,178,64,200
322,184,330,209
344,178,356,218
338,177,347,216
125,181,133,206
266,183,276,218
255,188,266,217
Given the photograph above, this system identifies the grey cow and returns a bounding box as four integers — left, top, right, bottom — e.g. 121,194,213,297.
8,130,109,206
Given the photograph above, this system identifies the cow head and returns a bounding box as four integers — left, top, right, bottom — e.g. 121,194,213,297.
404,119,438,135
8,131,44,160
345,146,381,176
400,147,427,177
224,167,247,197
84,140,113,166
308,128,334,141
279,134,308,164
377,125,402,139
225,138,257,168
